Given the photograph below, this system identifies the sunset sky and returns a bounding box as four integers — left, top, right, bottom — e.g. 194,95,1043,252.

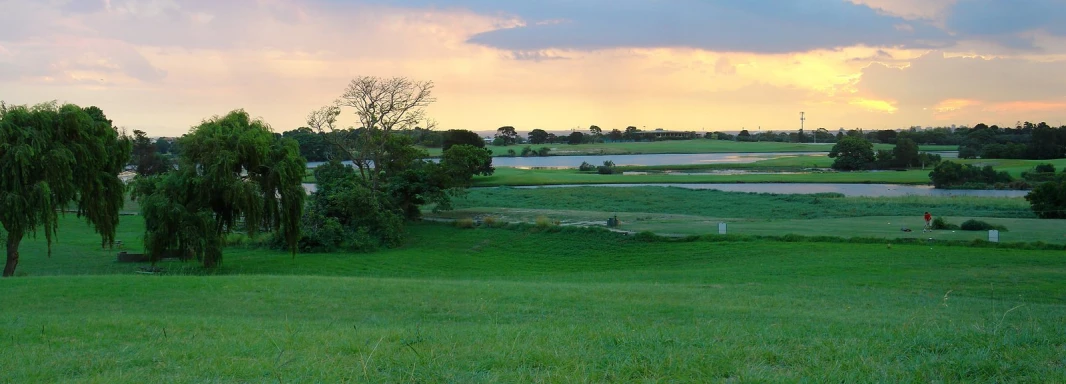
3,0,1066,136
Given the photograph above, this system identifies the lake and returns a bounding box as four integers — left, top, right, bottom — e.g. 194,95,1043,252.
302,182,1027,198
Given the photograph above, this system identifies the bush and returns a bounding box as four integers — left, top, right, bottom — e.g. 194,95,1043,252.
931,217,959,230
455,218,475,228
535,215,555,228
960,219,1007,231
482,216,497,227
578,161,596,172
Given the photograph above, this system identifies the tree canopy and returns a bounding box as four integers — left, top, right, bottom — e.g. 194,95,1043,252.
495,126,519,146
131,109,306,268
0,101,132,277
442,129,485,151
303,76,493,250
828,136,875,170
131,129,171,176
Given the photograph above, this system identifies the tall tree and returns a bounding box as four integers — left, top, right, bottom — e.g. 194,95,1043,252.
828,136,875,170
495,126,519,146
304,76,492,249
132,110,305,268
528,129,549,144
442,129,485,151
307,76,436,190
0,102,132,277
131,129,171,176
892,138,919,167
568,131,585,145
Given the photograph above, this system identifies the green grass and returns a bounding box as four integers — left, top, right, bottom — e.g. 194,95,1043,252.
467,157,1066,187
421,139,955,157
4,218,1066,382
437,186,1063,243
474,167,934,186
451,186,1034,220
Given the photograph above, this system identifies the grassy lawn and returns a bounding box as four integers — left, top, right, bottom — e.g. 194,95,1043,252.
450,186,1035,220
4,217,1066,382
421,140,956,157
466,158,1066,187
434,186,1066,243
475,167,934,186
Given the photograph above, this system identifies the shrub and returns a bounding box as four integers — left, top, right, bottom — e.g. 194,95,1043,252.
455,218,475,228
931,216,959,230
578,161,596,172
960,219,1007,231
535,215,554,228
482,215,497,227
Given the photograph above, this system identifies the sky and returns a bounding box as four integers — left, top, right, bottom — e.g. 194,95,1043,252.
2,0,1066,136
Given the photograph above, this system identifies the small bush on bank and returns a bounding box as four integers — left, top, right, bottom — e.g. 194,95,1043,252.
455,218,475,228
931,217,959,230
960,219,1007,232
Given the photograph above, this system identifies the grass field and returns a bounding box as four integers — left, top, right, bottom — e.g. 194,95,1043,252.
435,186,1066,244
466,157,1066,187
421,139,956,157
4,216,1066,382
474,166,935,186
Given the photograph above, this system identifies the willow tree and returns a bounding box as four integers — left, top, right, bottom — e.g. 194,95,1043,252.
0,101,132,277
131,110,305,268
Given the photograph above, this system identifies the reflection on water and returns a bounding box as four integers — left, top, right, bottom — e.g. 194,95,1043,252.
302,182,1026,198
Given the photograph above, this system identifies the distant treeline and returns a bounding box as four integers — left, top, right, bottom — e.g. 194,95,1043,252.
274,121,1066,162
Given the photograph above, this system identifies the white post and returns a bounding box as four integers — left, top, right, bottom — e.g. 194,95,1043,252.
988,230,999,243
719,222,727,235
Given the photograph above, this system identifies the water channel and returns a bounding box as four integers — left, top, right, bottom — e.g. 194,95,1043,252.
301,151,1005,197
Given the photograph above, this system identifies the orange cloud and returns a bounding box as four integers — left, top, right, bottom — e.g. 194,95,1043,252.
849,98,898,113
985,101,1066,113
934,98,981,112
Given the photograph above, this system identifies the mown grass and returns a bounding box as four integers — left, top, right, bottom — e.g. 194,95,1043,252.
470,158,1066,187
451,186,1035,220
421,139,955,157
4,218,1066,382
474,167,934,186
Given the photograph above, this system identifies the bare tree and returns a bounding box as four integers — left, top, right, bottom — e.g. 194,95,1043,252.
307,76,436,189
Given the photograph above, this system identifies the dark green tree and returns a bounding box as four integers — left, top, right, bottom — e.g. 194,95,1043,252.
442,129,485,151
495,126,519,146
528,129,549,144
281,127,332,162
568,131,584,145
155,137,172,154
1024,175,1066,219
0,102,132,277
132,110,305,268
132,129,172,176
828,136,875,170
892,138,919,167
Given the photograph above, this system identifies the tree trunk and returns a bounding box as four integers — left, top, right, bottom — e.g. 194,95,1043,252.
3,232,22,277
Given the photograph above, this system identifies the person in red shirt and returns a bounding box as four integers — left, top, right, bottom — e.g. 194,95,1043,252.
923,211,932,232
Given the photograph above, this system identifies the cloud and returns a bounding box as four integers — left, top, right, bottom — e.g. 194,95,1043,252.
856,53,1066,107
379,0,952,54
944,0,1066,49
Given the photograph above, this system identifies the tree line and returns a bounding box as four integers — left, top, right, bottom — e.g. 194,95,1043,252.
0,76,493,277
